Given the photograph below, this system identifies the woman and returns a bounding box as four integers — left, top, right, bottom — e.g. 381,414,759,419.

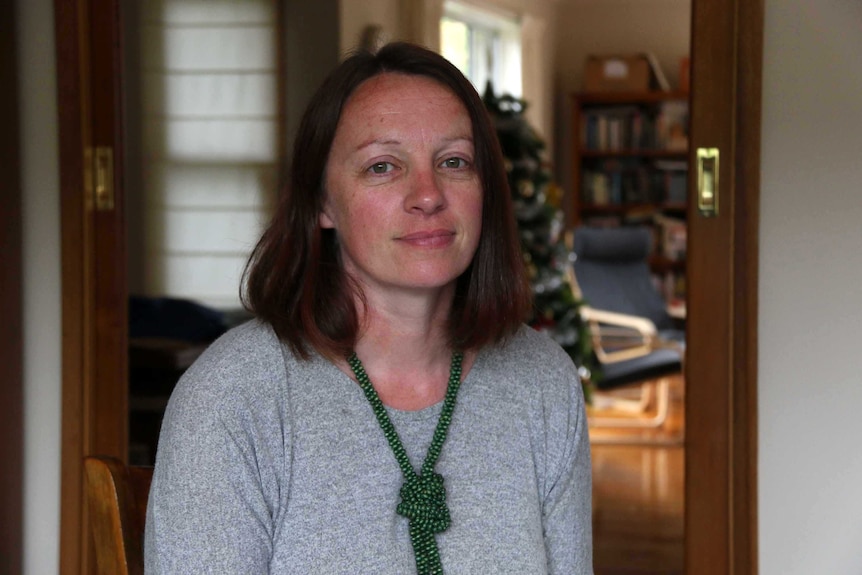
145,42,592,574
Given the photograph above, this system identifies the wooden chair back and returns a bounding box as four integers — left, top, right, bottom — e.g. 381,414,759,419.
84,455,153,575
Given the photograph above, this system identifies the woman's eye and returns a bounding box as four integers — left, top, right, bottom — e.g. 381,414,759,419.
368,162,394,174
441,157,469,169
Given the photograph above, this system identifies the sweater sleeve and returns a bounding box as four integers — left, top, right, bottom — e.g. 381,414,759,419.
540,356,594,574
144,323,289,574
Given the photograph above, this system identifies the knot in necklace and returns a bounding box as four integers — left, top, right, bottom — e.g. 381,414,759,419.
347,351,464,575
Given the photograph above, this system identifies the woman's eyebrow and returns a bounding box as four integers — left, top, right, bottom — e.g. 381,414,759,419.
353,134,474,153
354,138,400,151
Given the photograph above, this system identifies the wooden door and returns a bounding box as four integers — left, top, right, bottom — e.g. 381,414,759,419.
55,0,128,573
54,0,763,573
685,0,762,572
1,2,24,572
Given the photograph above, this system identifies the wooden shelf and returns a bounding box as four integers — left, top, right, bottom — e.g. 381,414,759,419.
649,256,686,272
579,149,688,159
580,202,688,214
576,90,689,105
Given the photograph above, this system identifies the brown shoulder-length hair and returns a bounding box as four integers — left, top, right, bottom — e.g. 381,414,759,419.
242,41,531,360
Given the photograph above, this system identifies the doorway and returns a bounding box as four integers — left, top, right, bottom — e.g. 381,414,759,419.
555,2,691,572
57,0,761,573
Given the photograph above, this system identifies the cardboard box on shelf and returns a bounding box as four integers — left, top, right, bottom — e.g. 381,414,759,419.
584,53,669,93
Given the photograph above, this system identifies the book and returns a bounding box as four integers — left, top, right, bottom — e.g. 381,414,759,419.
653,159,689,203
657,101,689,150
654,214,687,261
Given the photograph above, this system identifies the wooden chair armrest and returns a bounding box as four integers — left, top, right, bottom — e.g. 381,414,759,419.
580,305,658,364
580,306,657,336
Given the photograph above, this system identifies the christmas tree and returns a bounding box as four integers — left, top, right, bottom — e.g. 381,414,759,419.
483,84,597,395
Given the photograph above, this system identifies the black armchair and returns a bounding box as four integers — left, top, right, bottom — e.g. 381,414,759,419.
569,226,685,428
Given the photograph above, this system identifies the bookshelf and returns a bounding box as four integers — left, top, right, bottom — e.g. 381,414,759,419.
570,90,690,305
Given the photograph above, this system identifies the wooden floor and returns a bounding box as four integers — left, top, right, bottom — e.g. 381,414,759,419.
589,377,685,575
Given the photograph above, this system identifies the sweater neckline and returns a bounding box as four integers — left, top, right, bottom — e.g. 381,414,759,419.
320,347,486,420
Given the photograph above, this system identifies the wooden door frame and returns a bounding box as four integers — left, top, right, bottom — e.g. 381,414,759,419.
685,0,762,572
55,0,128,573
54,0,763,573
0,2,24,572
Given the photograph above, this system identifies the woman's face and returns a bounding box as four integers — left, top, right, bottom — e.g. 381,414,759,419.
320,73,483,300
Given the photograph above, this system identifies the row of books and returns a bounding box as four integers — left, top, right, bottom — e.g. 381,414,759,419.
581,159,688,205
580,101,689,152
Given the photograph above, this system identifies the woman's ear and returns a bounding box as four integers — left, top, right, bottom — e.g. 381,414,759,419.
318,192,335,229
318,206,335,229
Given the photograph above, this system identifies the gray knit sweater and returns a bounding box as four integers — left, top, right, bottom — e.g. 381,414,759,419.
145,321,592,574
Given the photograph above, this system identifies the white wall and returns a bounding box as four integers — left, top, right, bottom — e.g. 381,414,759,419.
17,0,62,572
759,1,862,573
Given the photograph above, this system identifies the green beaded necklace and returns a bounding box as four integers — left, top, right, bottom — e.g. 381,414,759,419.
347,351,464,575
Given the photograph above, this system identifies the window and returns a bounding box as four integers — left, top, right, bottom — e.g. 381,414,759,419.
440,1,522,98
132,0,280,309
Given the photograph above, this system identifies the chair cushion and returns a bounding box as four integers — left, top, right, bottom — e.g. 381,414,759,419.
658,329,686,347
573,226,652,262
129,296,228,343
595,347,682,390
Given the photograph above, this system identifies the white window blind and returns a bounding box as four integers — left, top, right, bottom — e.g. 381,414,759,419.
137,0,279,309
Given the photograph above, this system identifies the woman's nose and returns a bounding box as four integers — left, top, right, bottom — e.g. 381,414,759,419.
405,168,446,215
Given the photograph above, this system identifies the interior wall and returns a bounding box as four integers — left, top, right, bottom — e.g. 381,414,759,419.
284,0,342,154
17,0,62,572
758,1,862,573
340,0,403,55
552,0,691,217
123,0,145,297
